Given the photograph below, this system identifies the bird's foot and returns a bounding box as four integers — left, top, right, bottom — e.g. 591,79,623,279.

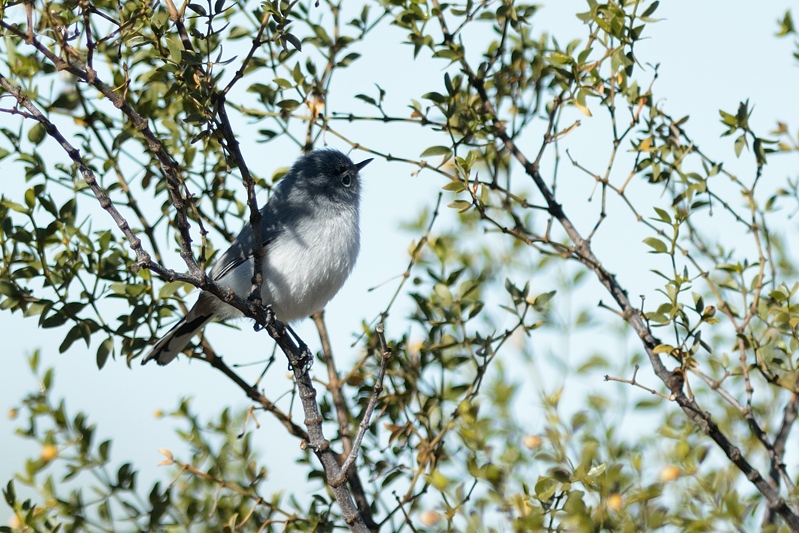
286,323,314,373
252,305,275,332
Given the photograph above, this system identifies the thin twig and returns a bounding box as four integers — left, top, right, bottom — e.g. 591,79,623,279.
160,450,298,523
202,345,309,441
214,96,264,309
604,364,675,400
333,323,392,485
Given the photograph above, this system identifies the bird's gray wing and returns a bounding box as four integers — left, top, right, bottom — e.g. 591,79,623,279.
210,216,283,281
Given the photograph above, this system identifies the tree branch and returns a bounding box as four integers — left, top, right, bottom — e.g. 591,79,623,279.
333,323,391,485
202,347,309,441
0,73,278,330
0,20,201,278
262,316,371,533
764,385,799,527
462,65,799,532
312,311,378,532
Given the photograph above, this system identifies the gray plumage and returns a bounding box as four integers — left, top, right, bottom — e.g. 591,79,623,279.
142,149,371,365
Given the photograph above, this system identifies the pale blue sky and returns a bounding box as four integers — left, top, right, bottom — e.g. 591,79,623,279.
2,0,799,526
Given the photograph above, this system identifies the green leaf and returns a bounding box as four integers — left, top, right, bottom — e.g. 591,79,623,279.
641,1,660,18
337,52,361,67
586,462,606,481
653,207,671,223
126,35,150,48
448,200,471,213
28,122,46,145
422,91,446,104
42,312,69,328
228,26,250,40
2,199,28,214
283,32,302,52
776,10,795,36
165,37,183,64
442,181,467,192
355,94,376,106
60,324,85,353
421,146,452,158
98,440,111,462
96,337,113,369
181,50,204,65
547,51,573,66
42,367,54,390
187,3,207,15
576,355,608,373
734,134,746,157
276,99,301,111
3,480,15,506
258,129,278,141
432,49,460,60
692,293,705,313
535,476,557,502
652,344,674,354
533,291,557,309
159,281,185,299
643,237,668,253
24,187,36,209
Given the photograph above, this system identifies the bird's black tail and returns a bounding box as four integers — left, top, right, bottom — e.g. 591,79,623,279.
141,306,213,365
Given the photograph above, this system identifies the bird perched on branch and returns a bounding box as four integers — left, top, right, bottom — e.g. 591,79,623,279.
142,149,372,365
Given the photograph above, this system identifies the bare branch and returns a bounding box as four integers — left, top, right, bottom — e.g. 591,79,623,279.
202,347,309,442
214,96,265,309
604,364,677,401
334,323,392,484
269,317,371,533
312,311,378,532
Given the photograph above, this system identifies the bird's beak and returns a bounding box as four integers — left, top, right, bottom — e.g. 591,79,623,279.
355,158,374,171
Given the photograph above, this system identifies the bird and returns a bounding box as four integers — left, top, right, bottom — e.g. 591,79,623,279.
142,149,372,365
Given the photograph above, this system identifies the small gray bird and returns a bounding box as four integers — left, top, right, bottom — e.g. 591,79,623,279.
142,149,372,365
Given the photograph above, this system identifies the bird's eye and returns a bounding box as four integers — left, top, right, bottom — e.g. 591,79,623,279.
340,172,352,187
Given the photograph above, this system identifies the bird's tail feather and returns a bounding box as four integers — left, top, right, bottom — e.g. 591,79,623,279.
141,306,214,366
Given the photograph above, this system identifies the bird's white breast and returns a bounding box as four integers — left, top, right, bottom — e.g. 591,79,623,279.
255,205,360,322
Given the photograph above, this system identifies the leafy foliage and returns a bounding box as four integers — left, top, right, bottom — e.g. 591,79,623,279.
2,0,799,532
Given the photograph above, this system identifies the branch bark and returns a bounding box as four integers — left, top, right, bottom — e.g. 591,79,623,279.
262,318,389,533
312,312,379,532
764,386,799,527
